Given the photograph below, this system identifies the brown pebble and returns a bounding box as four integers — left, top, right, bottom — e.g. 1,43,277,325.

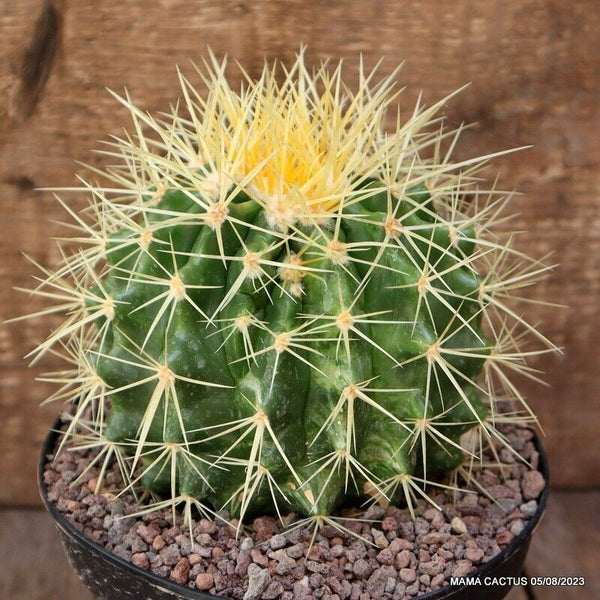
170,558,190,584
269,533,287,550
131,537,148,554
496,530,514,546
487,484,514,499
459,494,479,508
423,508,444,529
505,509,524,523
131,552,149,570
465,547,484,563
395,549,411,569
353,558,371,579
520,500,538,518
65,500,80,512
251,548,269,567
509,519,525,536
195,572,214,590
286,543,305,559
235,549,252,576
422,531,450,545
452,560,473,577
420,560,443,576
196,519,217,535
381,516,397,531
418,549,430,562
450,517,467,534
376,547,395,565
372,528,389,548
138,523,160,544
399,567,416,583
161,544,181,566
263,580,285,599
522,471,545,500
462,516,481,535
437,548,454,561
306,546,321,561
530,450,540,469
152,535,166,551
395,538,414,551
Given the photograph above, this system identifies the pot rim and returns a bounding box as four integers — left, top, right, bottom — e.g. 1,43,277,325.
39,416,549,600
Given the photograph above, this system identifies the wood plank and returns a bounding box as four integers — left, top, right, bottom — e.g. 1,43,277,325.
1,0,599,504
526,490,600,600
506,586,529,600
0,509,92,600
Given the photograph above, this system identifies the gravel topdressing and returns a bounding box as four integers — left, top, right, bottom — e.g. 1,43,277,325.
43,424,545,600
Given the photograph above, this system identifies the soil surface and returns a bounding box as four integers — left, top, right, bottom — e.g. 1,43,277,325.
43,424,545,599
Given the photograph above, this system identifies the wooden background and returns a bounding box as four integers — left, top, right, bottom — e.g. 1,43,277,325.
1,0,599,510
1,2,599,599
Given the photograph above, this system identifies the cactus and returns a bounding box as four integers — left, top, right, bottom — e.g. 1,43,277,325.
18,51,555,530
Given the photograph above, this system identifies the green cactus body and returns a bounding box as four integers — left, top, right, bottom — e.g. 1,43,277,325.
20,51,553,525
92,175,488,519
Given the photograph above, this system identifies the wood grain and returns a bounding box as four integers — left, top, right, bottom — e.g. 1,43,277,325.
526,491,600,599
1,0,599,505
506,586,529,600
0,509,92,600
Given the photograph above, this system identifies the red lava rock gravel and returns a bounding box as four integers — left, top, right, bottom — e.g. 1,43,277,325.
43,424,545,599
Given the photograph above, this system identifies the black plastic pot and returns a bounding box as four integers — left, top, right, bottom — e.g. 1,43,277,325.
39,418,549,600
